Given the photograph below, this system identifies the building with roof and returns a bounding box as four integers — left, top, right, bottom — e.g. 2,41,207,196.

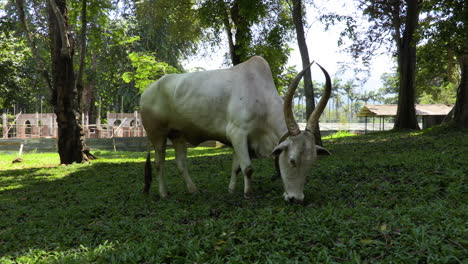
358,104,454,131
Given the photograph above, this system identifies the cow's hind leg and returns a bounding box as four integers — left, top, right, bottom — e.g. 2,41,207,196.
143,150,152,194
153,136,168,198
172,136,197,193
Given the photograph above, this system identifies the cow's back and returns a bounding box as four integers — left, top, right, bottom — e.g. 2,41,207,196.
140,56,284,149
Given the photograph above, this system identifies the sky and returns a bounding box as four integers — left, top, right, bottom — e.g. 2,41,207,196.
183,0,395,93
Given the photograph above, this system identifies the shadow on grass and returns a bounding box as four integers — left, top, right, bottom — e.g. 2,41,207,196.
1,130,467,263
0,149,285,261
0,167,63,196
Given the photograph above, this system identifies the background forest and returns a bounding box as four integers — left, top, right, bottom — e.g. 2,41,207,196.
0,0,464,123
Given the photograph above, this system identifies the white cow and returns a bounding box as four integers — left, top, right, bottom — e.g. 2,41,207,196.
140,56,331,203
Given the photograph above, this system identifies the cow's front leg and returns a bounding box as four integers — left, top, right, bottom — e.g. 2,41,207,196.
172,136,197,194
230,133,254,198
229,153,241,193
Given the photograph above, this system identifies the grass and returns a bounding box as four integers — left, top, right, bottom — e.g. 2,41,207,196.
323,130,358,139
0,128,467,263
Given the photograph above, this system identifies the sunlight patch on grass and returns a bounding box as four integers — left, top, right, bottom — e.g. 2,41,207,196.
90,147,232,163
0,241,120,264
323,130,358,139
409,131,424,136
0,182,25,192
187,147,232,158
0,153,60,171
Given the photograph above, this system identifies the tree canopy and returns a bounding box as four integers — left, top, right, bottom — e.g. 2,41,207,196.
1,0,466,130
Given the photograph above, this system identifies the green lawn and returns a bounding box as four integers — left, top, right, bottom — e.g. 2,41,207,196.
0,128,467,263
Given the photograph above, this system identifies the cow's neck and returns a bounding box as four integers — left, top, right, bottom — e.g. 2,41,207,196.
246,110,286,158
248,97,291,158
267,112,290,153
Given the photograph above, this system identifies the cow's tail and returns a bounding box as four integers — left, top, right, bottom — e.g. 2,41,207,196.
143,145,152,194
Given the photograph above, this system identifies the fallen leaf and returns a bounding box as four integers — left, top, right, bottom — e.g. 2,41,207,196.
215,240,226,245
380,224,388,232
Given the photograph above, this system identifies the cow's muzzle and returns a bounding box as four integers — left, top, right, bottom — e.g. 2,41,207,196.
284,192,304,204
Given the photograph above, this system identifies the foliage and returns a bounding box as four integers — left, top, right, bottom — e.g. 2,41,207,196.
415,40,458,101
1,129,466,262
293,103,306,122
199,0,270,61
337,0,462,111
1,0,143,114
379,72,399,104
1,0,464,125
276,66,297,95
90,19,141,113
319,2,386,70
381,61,457,105
341,80,359,119
250,1,294,86
329,1,415,67
0,32,31,109
419,82,457,104
413,5,461,105
420,0,465,59
198,0,294,86
134,0,203,68
122,52,179,93
0,4,51,112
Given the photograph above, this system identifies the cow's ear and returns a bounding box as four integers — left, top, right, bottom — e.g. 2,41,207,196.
316,145,331,156
272,141,289,156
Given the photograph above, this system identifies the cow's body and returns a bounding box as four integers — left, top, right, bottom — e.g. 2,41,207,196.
141,56,285,158
141,56,331,202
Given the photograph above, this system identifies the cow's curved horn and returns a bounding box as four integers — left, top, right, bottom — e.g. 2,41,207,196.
284,61,314,136
306,63,331,132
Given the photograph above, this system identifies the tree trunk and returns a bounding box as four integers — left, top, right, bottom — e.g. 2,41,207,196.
453,54,468,128
291,0,322,145
229,0,249,65
394,0,420,130
451,2,468,129
83,83,95,119
48,0,89,164
222,3,239,66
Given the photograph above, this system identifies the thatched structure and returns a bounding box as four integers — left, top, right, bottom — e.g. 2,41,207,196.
358,104,454,130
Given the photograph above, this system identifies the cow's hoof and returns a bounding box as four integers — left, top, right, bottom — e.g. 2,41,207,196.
243,192,255,199
188,186,198,194
287,197,304,205
228,183,236,193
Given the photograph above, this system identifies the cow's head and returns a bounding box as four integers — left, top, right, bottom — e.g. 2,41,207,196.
272,62,331,203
